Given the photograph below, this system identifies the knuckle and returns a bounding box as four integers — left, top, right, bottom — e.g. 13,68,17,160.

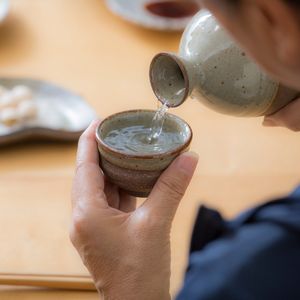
69,225,78,246
157,175,185,199
70,213,89,242
137,213,166,237
75,160,86,174
75,161,95,176
132,208,166,232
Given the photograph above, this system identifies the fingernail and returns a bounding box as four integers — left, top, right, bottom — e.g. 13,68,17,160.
89,119,101,129
177,151,199,174
92,119,101,125
263,117,277,127
83,120,100,134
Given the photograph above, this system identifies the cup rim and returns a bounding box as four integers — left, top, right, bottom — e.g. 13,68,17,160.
95,109,193,159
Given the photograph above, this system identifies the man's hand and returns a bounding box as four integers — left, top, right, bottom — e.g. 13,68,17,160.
70,121,198,300
263,97,300,131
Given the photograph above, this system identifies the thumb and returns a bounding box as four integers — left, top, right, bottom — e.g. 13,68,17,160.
142,151,198,223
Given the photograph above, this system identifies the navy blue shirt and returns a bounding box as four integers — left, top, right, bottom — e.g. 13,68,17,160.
176,187,300,300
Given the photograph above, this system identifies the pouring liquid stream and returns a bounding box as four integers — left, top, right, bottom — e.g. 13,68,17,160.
147,84,186,143
147,102,169,144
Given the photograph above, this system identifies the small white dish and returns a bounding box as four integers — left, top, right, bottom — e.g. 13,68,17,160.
105,0,201,31
0,78,97,146
0,0,9,24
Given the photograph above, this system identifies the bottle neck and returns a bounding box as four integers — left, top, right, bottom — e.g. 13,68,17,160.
149,52,191,107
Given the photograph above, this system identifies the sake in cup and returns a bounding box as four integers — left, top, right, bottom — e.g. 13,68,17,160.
96,110,192,197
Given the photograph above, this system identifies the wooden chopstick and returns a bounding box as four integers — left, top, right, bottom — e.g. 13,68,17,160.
0,273,96,290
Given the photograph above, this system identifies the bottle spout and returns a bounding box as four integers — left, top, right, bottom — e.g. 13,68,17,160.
150,52,190,107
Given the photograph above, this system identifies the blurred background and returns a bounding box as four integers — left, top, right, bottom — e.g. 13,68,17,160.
0,1,300,299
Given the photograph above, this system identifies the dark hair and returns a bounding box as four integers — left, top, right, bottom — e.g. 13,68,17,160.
286,0,299,5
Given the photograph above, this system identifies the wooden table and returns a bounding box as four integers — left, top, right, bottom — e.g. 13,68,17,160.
0,1,300,299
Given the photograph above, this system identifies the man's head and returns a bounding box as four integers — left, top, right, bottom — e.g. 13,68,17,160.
201,0,300,90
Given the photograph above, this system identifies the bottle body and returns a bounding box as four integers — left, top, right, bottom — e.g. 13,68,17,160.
150,10,298,117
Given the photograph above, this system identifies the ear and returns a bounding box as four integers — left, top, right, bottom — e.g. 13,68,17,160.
258,0,300,67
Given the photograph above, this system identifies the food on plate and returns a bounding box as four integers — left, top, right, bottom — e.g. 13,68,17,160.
0,85,37,126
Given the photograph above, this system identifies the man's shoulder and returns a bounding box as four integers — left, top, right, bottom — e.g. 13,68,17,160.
177,188,300,300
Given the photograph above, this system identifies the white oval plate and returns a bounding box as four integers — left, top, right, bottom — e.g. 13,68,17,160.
0,0,9,24
105,0,200,31
0,78,97,146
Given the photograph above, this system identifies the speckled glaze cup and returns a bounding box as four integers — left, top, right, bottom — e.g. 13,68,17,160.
150,9,299,117
96,110,192,198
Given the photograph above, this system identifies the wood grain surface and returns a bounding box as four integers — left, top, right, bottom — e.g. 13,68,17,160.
0,0,300,299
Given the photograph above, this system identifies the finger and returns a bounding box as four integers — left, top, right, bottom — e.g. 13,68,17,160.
72,120,108,209
119,191,137,213
104,178,120,209
263,97,300,131
76,120,101,166
141,151,198,223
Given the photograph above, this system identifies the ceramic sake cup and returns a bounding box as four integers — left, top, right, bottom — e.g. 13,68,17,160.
96,110,192,198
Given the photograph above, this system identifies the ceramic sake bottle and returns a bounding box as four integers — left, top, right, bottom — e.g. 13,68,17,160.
149,10,298,117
